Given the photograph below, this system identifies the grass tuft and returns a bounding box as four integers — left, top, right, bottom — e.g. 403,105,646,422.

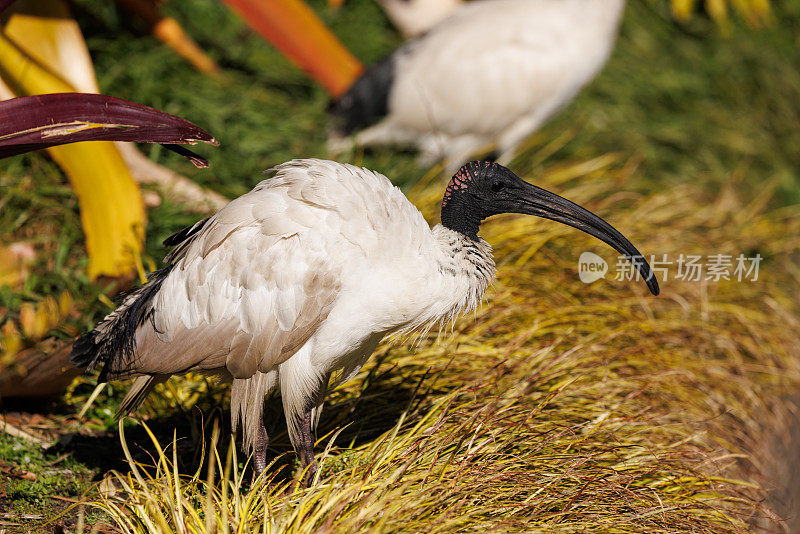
77,154,800,532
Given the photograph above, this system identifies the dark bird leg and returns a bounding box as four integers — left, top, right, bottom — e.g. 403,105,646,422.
297,408,317,486
252,416,270,483
297,374,330,486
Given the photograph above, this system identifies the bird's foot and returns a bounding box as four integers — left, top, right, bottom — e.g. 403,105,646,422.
300,457,318,487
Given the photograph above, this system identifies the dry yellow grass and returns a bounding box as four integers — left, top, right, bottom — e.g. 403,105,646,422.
75,152,800,532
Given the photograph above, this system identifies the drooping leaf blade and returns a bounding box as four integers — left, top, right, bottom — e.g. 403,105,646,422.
0,3,217,280
0,93,218,166
0,8,147,281
47,142,148,279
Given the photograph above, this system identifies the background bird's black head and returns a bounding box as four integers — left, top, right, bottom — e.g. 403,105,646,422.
441,161,660,295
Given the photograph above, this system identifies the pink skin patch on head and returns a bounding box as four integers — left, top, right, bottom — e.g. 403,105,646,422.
441,167,474,207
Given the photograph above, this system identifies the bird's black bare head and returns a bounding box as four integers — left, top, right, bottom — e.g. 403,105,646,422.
440,161,509,239
441,161,659,295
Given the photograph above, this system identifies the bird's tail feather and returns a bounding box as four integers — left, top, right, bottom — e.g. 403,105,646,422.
116,375,167,418
329,52,396,135
69,265,173,379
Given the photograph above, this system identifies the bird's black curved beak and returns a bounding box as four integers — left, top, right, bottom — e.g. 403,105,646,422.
503,178,659,296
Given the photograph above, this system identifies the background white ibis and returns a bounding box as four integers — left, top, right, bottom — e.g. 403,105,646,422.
71,159,658,482
377,0,463,38
330,0,626,170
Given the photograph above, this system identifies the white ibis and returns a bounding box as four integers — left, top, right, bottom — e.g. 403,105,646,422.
71,159,657,482
377,0,464,38
330,0,626,170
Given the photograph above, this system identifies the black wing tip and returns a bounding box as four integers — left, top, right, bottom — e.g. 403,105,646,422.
69,265,174,379
70,328,117,380
162,232,184,247
329,53,396,134
163,217,210,247
69,331,99,368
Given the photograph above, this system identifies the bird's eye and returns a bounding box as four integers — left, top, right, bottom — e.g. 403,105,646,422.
491,181,505,192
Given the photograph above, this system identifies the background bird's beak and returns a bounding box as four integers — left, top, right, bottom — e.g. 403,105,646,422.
510,179,660,296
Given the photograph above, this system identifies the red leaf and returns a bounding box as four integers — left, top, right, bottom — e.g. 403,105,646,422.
0,93,218,167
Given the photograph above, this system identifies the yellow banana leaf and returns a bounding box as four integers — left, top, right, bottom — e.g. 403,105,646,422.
0,0,146,279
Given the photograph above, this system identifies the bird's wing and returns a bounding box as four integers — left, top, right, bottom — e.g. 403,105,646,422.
162,216,211,263
388,0,619,135
134,176,344,379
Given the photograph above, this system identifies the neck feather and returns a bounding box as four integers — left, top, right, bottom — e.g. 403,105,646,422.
433,225,496,319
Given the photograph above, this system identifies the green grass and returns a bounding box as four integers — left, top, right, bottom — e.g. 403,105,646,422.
1,0,800,531
0,432,93,528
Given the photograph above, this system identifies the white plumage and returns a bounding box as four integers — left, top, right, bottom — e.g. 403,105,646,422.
331,0,626,170
377,0,464,38
147,160,492,448
72,158,656,482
